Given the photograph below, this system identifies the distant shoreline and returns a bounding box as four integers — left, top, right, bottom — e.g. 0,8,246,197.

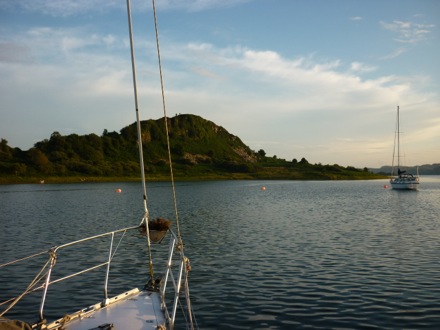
0,173,388,185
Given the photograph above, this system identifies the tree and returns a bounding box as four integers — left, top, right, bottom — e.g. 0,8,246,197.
14,163,27,176
257,149,266,157
0,139,12,160
51,131,62,139
29,148,51,173
299,157,309,165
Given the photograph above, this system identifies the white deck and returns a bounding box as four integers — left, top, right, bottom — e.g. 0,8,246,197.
46,288,166,330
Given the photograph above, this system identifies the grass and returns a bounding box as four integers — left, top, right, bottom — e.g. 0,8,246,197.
0,168,387,185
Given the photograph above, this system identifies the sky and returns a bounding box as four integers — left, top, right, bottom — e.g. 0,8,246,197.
0,0,439,168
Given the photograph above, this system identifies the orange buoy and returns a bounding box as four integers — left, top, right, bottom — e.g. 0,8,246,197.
115,188,122,193
261,186,266,191
383,185,388,189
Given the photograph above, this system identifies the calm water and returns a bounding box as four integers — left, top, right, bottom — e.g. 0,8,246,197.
1,178,440,329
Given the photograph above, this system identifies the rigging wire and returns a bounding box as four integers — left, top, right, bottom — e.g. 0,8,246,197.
397,105,401,170
0,253,53,317
151,0,196,327
151,0,183,247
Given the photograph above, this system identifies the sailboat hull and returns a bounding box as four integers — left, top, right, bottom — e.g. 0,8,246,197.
390,178,420,190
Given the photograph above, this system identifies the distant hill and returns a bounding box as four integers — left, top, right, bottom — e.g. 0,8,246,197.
370,164,440,175
1,114,386,183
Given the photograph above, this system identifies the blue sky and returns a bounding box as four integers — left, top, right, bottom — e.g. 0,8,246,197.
1,0,439,168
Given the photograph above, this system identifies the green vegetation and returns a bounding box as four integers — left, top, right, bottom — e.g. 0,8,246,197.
0,114,386,184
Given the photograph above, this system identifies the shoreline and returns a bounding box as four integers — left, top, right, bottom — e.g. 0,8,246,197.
0,173,388,185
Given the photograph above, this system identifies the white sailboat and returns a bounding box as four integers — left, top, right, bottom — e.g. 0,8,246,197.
389,106,420,190
0,0,197,329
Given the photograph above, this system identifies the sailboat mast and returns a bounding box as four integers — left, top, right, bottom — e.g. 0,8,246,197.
397,105,400,171
126,0,148,216
125,0,155,282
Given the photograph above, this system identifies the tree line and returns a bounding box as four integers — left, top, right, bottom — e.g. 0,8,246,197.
0,114,383,182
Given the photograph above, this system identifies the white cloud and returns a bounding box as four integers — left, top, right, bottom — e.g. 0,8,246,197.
379,47,408,60
380,20,435,44
350,62,376,73
20,27,124,61
171,42,426,110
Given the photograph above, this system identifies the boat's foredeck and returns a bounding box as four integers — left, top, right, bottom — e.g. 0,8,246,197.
45,288,165,330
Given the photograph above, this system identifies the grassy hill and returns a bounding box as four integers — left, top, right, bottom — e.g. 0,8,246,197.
0,114,386,184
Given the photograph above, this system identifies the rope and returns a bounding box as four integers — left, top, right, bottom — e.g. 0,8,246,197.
0,250,47,268
183,258,196,330
151,0,183,247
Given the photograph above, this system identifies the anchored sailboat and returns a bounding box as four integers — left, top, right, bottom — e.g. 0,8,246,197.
389,106,420,190
0,0,197,329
